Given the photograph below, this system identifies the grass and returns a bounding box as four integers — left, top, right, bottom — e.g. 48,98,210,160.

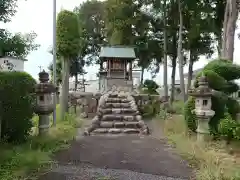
0,105,82,180
157,115,240,180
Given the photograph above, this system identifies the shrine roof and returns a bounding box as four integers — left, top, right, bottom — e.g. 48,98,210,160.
99,46,136,60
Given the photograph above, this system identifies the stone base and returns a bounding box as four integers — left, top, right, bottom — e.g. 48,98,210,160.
197,133,211,142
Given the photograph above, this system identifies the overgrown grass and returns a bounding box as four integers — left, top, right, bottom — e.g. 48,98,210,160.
0,105,82,180
158,115,240,180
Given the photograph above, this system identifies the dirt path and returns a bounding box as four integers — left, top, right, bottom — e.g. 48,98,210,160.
37,120,194,180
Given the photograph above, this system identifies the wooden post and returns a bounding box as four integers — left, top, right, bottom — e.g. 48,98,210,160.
107,59,110,77
123,60,126,79
129,61,132,81
100,61,103,71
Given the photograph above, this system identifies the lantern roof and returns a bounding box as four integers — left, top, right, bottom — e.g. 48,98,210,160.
38,70,49,83
188,74,213,97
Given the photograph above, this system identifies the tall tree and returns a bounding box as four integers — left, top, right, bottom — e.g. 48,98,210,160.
165,0,178,104
177,0,186,102
74,0,106,65
221,0,238,61
56,10,81,120
162,0,168,101
105,0,136,45
133,6,153,84
182,0,214,92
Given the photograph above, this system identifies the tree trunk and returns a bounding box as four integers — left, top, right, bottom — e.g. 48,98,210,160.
140,67,144,85
217,35,222,58
74,74,78,114
74,74,78,91
170,57,176,105
177,0,186,102
163,0,168,101
221,0,238,61
187,51,194,95
60,58,70,120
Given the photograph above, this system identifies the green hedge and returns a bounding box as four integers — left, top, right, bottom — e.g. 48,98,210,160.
0,71,36,143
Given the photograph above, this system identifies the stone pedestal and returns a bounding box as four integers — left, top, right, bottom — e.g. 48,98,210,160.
38,115,50,136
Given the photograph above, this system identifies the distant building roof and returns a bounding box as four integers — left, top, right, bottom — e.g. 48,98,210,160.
99,46,136,60
0,56,27,61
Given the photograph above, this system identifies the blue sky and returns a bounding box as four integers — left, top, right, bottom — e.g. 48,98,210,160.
1,0,240,85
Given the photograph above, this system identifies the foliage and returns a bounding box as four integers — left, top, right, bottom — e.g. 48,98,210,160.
168,100,184,114
139,80,160,117
184,97,197,132
48,59,62,85
0,30,39,58
218,111,237,141
56,10,81,59
141,98,160,118
185,59,240,136
48,56,85,85
0,0,17,22
0,106,81,180
158,115,240,180
143,79,159,94
105,0,136,45
0,72,36,143
74,0,106,65
0,1,39,58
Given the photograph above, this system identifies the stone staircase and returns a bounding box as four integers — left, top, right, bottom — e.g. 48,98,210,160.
84,90,149,135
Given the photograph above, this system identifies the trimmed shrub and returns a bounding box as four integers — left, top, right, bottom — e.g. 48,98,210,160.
0,71,36,143
142,79,159,95
184,97,197,132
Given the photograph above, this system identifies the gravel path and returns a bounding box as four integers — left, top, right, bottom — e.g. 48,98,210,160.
37,121,194,180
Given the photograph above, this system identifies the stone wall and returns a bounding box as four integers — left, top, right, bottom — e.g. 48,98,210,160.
68,91,162,117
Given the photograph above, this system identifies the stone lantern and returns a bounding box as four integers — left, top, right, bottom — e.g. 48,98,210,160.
35,70,56,136
188,74,215,141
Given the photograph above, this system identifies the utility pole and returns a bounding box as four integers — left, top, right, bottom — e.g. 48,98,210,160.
52,0,57,126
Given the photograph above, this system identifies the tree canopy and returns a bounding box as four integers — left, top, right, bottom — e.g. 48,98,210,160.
0,0,39,59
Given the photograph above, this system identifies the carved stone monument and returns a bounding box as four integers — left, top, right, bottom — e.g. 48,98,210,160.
188,74,215,141
35,70,56,136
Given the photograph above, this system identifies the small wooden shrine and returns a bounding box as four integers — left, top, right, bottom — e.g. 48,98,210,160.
98,46,136,91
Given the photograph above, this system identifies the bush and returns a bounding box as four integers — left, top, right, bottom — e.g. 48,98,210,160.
142,79,159,94
0,71,36,143
184,59,240,135
141,98,160,118
169,100,184,114
218,112,237,142
184,97,197,132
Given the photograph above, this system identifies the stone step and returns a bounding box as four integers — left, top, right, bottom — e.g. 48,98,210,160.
102,114,136,121
104,102,131,108
99,121,142,128
108,94,127,99
105,98,129,103
101,108,136,115
91,128,141,135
